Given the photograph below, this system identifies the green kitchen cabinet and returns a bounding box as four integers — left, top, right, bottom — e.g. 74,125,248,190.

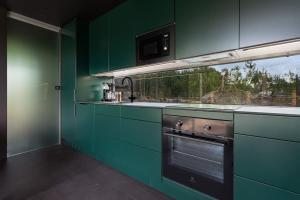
235,176,300,200
240,0,300,47
94,114,121,169
234,134,300,194
119,142,161,185
89,13,109,74
109,1,136,70
160,178,213,200
121,106,162,123
235,113,300,142
75,103,95,155
120,118,161,152
134,0,174,35
95,104,120,117
175,0,239,59
61,20,76,145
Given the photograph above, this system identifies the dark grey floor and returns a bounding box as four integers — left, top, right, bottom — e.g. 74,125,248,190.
0,145,172,200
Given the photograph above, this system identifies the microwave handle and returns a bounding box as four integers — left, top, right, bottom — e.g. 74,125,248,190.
163,133,225,147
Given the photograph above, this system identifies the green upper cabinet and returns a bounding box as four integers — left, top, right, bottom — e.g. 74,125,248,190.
134,0,174,35
240,0,300,47
89,0,174,72
175,0,239,59
89,13,109,74
109,1,136,71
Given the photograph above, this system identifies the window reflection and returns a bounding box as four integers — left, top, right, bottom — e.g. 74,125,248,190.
115,55,300,107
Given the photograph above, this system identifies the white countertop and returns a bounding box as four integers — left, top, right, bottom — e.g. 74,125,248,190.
77,101,300,116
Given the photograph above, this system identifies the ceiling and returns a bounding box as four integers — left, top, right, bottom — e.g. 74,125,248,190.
0,0,124,26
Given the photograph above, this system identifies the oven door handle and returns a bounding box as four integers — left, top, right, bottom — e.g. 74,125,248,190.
163,132,225,147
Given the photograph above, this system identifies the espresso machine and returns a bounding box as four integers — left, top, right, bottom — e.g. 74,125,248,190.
102,82,116,102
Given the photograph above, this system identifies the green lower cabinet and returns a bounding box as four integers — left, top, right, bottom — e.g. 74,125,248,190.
120,118,161,152
235,176,300,200
119,142,161,185
75,104,95,155
94,114,122,169
234,134,300,194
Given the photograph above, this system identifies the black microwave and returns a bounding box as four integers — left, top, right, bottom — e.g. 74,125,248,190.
136,24,175,65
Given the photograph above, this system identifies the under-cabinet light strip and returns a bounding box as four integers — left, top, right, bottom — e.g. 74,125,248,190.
7,11,61,33
94,39,300,78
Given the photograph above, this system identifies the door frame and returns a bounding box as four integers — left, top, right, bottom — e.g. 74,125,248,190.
0,7,7,161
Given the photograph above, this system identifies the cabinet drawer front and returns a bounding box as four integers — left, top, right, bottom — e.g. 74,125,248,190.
120,119,161,152
164,109,233,121
95,104,120,117
235,114,300,142
234,134,300,194
121,106,161,123
235,176,300,200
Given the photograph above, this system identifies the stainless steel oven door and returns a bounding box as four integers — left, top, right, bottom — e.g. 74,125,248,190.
163,133,233,200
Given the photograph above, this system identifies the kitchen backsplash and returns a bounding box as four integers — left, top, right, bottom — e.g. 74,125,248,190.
115,55,300,107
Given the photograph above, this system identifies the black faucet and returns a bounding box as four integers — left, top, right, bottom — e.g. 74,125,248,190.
122,77,136,103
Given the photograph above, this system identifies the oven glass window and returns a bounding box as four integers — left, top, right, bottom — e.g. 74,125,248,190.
168,136,225,183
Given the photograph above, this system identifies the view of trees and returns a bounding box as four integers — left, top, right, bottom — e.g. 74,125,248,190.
116,56,300,107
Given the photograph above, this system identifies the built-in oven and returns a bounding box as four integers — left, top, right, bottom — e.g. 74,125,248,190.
163,115,233,200
136,24,175,66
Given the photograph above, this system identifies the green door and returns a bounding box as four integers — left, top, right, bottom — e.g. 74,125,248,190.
175,0,239,59
61,20,76,145
89,13,109,75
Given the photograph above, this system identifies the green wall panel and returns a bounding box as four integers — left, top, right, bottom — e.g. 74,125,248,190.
234,134,300,194
235,176,300,200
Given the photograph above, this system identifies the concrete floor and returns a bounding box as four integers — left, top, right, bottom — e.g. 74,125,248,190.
0,145,172,200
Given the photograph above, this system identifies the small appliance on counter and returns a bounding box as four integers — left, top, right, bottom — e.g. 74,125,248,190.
102,82,116,102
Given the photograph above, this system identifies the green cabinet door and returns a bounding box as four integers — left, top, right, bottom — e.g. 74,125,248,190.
240,0,300,47
175,0,239,59
61,20,76,145
120,118,161,152
89,13,109,75
235,176,300,200
94,114,121,169
119,142,161,185
134,0,174,35
75,104,95,156
234,134,300,194
109,1,136,70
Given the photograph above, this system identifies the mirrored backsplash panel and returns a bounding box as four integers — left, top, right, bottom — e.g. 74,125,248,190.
115,55,300,107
